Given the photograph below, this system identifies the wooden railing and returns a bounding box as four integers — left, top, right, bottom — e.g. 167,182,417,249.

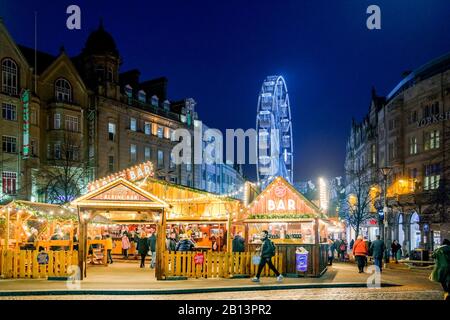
0,249,78,279
164,252,283,279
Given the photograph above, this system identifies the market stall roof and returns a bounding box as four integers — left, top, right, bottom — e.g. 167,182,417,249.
71,177,170,210
245,176,326,220
0,200,77,221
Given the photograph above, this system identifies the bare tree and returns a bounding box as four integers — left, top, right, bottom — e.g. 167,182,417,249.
37,132,90,204
340,169,379,238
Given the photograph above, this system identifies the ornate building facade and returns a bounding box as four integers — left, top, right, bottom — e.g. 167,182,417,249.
345,52,450,254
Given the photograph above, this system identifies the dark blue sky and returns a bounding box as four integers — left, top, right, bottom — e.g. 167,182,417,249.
2,0,450,181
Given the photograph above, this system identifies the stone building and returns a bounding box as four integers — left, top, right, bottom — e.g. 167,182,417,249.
0,19,245,204
344,52,450,254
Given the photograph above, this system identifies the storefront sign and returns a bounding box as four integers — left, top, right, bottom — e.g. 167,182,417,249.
417,111,450,128
91,184,151,202
88,161,154,191
267,199,296,211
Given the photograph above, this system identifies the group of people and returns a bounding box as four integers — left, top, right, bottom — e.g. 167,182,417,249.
119,229,157,268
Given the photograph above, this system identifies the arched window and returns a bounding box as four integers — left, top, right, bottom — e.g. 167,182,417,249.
138,90,146,103
55,78,72,102
2,58,18,95
151,95,159,107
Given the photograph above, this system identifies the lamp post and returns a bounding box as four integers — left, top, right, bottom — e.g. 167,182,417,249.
379,166,392,264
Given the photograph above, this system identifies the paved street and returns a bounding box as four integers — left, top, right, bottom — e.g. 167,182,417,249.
0,262,444,300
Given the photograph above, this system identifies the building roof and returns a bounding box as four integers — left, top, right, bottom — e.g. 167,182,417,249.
17,45,57,75
82,21,119,57
387,51,450,101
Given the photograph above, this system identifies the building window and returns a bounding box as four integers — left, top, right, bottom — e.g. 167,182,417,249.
170,153,175,169
55,78,72,102
409,110,418,124
108,156,114,173
163,100,170,111
30,139,38,157
409,136,418,155
54,113,61,129
1,58,18,95
138,90,146,103
145,147,151,161
107,67,114,82
65,115,79,132
157,150,164,168
130,117,137,131
96,66,105,82
151,95,159,107
424,130,440,150
186,163,192,172
2,103,17,121
164,127,171,139
144,122,151,135
371,144,376,165
424,163,441,190
130,144,137,162
431,101,439,115
108,122,116,141
30,108,37,125
2,171,17,195
125,85,132,104
2,136,17,153
157,126,164,138
388,142,395,161
423,105,431,118
388,119,395,131
67,145,79,161
54,142,61,159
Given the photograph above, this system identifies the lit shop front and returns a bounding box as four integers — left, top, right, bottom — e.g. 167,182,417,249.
245,177,329,277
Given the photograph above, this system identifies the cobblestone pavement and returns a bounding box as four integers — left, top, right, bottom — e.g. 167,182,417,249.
0,288,443,300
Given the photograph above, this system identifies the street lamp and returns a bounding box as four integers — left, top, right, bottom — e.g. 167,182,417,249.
379,166,392,264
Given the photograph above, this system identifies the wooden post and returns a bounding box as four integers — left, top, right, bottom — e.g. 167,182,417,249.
227,213,232,253
313,218,320,276
77,207,88,280
156,208,166,280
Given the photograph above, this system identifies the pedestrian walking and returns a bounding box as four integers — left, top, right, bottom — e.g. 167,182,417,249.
349,239,355,250
352,235,368,273
122,232,131,259
430,239,450,301
370,235,386,272
391,240,402,263
138,232,150,268
339,240,347,262
105,234,113,264
327,238,335,266
252,230,283,283
232,232,245,253
147,229,157,269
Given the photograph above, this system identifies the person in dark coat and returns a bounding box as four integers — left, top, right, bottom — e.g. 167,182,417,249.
370,235,386,272
430,239,450,300
166,232,177,252
232,232,245,253
175,234,195,252
252,230,283,283
138,233,150,268
147,230,157,269
349,239,355,250
391,240,402,263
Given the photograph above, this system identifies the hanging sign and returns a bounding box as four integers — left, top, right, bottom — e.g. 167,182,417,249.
21,89,30,159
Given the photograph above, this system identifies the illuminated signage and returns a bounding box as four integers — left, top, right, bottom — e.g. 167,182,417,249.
417,111,450,128
21,89,30,159
91,184,150,202
267,199,296,211
88,161,154,191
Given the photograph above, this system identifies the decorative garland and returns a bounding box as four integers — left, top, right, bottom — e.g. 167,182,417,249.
247,213,317,220
12,202,78,222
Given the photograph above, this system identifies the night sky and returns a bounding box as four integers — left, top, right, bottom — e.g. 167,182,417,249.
2,0,450,182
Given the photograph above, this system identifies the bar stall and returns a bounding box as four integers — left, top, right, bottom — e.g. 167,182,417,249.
244,177,329,277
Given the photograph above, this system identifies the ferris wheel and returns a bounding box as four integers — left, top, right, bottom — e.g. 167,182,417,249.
256,75,293,187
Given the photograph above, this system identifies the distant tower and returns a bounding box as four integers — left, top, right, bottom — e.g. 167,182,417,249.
256,76,293,188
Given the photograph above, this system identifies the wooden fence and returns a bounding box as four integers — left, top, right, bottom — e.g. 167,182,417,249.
164,252,283,279
0,249,78,279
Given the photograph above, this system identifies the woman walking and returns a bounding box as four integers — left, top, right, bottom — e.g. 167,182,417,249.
122,232,131,259
352,235,368,273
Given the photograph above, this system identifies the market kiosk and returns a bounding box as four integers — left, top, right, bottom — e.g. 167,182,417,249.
245,177,329,277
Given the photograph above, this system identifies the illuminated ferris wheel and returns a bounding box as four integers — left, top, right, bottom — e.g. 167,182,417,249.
256,75,293,187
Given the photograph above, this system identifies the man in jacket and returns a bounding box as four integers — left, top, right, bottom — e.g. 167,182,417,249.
147,229,157,269
252,230,283,283
370,235,386,272
232,232,245,253
105,234,114,264
430,239,450,300
138,233,150,268
352,235,368,273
